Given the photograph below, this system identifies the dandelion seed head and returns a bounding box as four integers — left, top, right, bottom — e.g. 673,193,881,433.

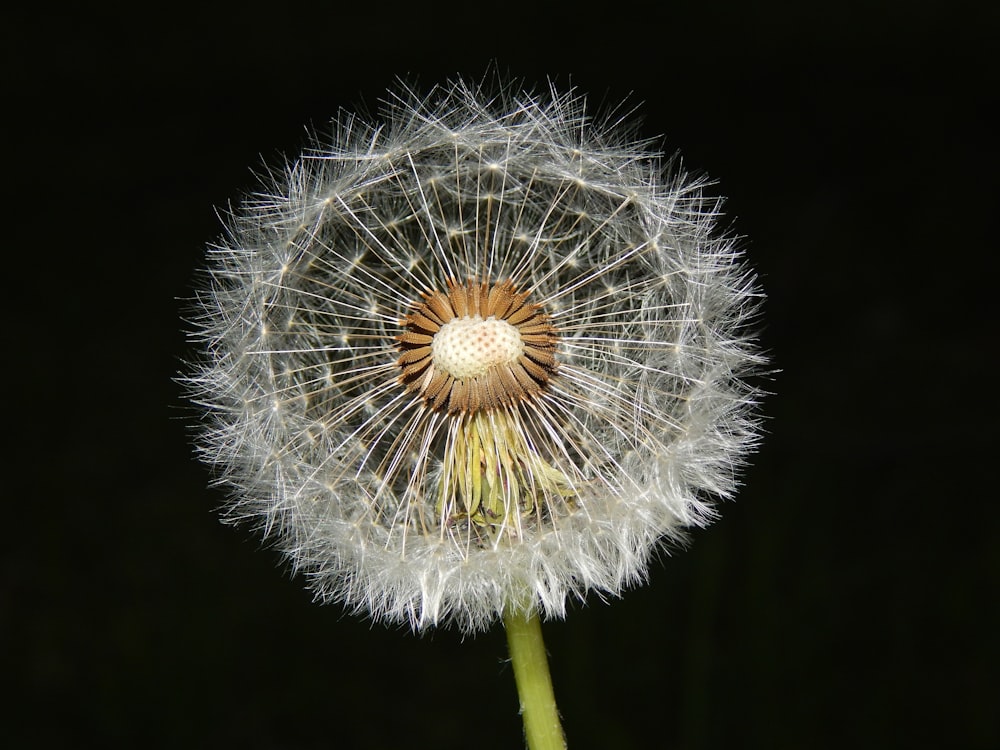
184,75,764,633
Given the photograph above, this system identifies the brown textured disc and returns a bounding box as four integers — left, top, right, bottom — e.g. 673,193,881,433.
396,278,558,414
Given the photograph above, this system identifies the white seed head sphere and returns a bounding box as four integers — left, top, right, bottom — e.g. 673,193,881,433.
185,77,764,633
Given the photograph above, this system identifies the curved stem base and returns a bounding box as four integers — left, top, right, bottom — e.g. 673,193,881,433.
503,607,566,750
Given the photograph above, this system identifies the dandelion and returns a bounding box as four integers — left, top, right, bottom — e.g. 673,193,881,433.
185,74,763,747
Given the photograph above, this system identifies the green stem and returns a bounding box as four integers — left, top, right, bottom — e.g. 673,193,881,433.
504,607,566,750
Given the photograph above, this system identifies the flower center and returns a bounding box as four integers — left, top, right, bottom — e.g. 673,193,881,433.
431,316,524,379
396,278,558,414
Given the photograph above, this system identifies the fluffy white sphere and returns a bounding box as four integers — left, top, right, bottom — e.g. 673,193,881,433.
185,77,764,633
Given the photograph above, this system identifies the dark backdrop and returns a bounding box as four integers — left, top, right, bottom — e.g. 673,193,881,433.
5,3,997,748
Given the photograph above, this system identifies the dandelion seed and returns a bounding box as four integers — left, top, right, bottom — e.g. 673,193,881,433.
184,76,764,634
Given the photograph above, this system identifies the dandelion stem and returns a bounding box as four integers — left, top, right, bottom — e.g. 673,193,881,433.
504,607,566,750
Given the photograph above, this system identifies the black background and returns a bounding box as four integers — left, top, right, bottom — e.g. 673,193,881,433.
5,3,997,748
